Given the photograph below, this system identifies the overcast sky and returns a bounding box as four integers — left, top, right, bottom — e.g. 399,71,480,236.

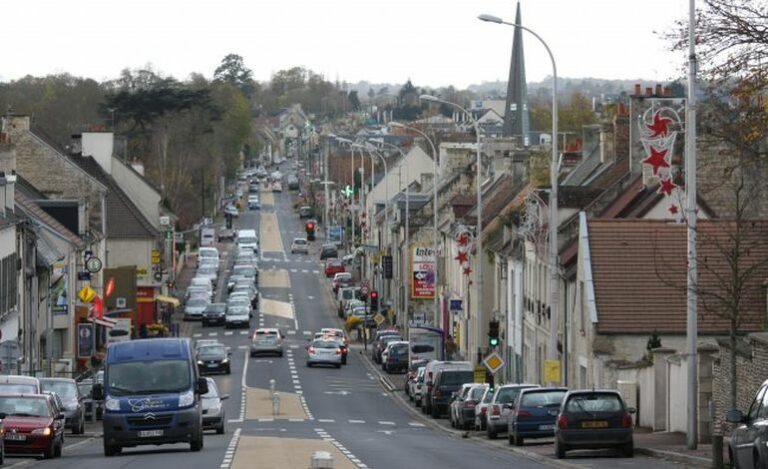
3,0,690,88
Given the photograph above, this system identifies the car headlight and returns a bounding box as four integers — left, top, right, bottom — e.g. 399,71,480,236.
31,427,52,436
178,389,194,407
197,360,204,365
105,397,120,411
222,358,230,363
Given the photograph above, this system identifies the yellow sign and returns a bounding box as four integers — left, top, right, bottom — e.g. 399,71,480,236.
474,365,487,384
544,359,561,383
77,286,96,303
374,313,386,326
483,352,505,374
151,250,161,265
136,267,149,277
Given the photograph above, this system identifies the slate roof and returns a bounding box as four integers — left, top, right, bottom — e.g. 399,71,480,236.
69,156,159,239
15,191,85,249
588,219,768,335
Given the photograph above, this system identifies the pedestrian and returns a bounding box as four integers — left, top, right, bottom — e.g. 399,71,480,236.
445,335,457,360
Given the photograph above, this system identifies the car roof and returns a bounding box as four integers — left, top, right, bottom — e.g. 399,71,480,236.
39,378,76,384
106,338,192,363
0,375,40,384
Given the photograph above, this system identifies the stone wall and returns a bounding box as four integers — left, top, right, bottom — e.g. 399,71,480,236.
712,333,768,435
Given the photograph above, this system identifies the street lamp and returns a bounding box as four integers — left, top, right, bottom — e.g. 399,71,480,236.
334,137,360,252
389,121,441,331
479,13,560,383
419,94,483,364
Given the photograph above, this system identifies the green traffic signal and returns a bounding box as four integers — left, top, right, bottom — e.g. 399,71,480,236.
489,337,499,347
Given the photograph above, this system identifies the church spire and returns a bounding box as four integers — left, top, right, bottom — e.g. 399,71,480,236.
503,1,530,144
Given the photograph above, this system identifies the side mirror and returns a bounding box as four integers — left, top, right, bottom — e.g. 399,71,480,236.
627,406,637,414
503,403,514,410
0,412,6,420
92,383,104,401
195,377,209,395
227,351,233,357
726,409,746,424
220,395,230,401
451,392,457,400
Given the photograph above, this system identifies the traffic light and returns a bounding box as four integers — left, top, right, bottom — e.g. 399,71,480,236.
488,320,500,347
306,222,316,241
369,290,379,312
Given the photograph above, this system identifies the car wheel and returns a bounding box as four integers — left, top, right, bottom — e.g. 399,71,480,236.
430,406,440,419
306,362,312,368
226,365,231,375
555,440,567,459
216,422,225,435
335,364,342,369
54,438,63,458
623,441,634,458
190,429,203,452
43,440,56,459
250,352,256,358
487,427,497,440
279,352,284,358
79,417,85,435
514,433,524,447
104,442,121,457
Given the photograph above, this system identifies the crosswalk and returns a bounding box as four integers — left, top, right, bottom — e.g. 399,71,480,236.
192,329,320,339
257,418,426,428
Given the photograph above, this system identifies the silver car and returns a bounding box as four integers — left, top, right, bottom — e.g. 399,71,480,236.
202,377,229,434
184,297,210,320
250,328,284,357
290,238,309,254
225,305,250,329
487,384,540,439
306,338,343,368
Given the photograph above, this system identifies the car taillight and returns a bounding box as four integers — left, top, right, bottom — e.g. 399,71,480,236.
516,410,532,418
308,347,316,354
622,413,633,428
335,348,342,355
491,405,500,416
463,401,476,409
557,415,568,429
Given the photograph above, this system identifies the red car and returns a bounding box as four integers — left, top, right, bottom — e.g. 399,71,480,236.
325,258,345,278
0,394,65,459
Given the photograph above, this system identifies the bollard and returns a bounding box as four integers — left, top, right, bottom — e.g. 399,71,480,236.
310,450,334,469
712,434,723,469
269,379,276,396
272,392,280,416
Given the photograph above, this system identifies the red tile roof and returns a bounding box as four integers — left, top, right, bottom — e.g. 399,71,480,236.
588,219,768,334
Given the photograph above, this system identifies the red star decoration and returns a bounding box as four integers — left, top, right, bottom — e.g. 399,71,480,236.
658,177,677,196
457,233,470,246
463,266,473,276
642,147,670,176
454,251,468,264
647,110,673,138
668,204,679,215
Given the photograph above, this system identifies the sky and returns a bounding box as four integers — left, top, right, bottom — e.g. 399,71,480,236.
3,0,690,89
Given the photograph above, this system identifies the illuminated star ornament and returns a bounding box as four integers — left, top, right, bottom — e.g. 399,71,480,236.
658,177,677,196
642,147,670,176
454,251,468,264
457,233,470,247
668,204,679,215
647,110,673,138
463,266,473,276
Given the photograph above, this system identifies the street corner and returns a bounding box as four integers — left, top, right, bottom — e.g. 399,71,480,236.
245,386,308,420
259,297,294,319
231,436,358,469
258,270,291,289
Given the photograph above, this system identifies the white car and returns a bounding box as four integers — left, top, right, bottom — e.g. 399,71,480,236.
290,238,309,254
272,181,283,192
224,204,239,217
248,195,260,210
184,298,210,320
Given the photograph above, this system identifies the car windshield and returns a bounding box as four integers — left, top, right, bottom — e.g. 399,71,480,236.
77,382,93,396
203,380,219,399
205,304,226,313
496,387,526,404
199,250,217,258
239,237,257,245
228,306,249,315
0,396,49,417
312,340,338,349
107,359,191,396
256,330,278,336
234,266,255,276
187,298,208,307
294,239,307,245
470,386,487,400
566,394,623,413
40,381,78,400
198,345,226,357
0,383,37,394
521,390,566,407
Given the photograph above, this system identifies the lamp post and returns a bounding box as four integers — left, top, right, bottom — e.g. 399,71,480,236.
389,121,441,330
420,94,483,364
334,137,359,253
479,13,560,383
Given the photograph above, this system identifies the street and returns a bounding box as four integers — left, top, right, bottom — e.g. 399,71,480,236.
4,174,701,469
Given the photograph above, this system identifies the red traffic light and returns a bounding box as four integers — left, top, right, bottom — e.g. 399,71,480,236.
306,223,315,230
370,291,378,299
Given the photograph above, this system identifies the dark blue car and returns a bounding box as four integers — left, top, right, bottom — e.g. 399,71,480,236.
508,387,568,446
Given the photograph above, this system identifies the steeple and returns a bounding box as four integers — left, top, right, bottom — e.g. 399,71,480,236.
502,1,530,145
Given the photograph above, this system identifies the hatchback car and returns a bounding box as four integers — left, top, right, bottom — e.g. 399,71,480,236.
475,385,494,430
196,343,232,375
248,195,261,209
331,272,353,294
40,378,85,434
429,368,475,418
251,328,284,357
372,335,404,364
382,341,409,374
0,393,65,459
306,338,343,368
202,303,227,327
410,366,427,407
298,206,313,219
202,378,229,434
726,380,768,468
320,244,339,260
451,383,488,430
554,389,635,458
449,383,476,429
487,384,540,439
291,238,309,254
184,297,210,320
508,387,568,446
225,304,251,329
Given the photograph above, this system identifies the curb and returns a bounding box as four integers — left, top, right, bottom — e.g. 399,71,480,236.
635,447,712,468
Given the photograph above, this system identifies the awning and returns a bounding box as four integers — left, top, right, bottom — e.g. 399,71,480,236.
87,317,118,328
156,295,180,307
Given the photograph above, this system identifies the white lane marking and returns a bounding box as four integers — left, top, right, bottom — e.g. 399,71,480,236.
208,332,218,337
239,330,249,335
237,346,248,350
348,419,365,424
301,269,308,273
312,270,320,274
379,421,396,426
307,295,315,300
287,330,296,335
408,422,425,427
302,331,312,336
317,419,335,423
220,428,241,469
290,345,299,349
258,418,274,422
193,333,202,338
224,331,234,336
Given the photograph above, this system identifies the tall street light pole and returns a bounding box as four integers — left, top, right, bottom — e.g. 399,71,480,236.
335,137,359,253
479,13,560,383
420,94,483,364
389,121,441,331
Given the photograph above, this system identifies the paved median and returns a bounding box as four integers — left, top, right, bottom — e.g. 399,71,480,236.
245,387,307,420
231,436,356,469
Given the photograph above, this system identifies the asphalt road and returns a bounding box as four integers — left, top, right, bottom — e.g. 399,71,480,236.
5,162,701,468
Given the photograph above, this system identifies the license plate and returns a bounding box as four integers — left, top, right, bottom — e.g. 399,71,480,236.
581,421,608,428
138,430,164,437
5,434,25,441
538,424,555,430
207,363,218,367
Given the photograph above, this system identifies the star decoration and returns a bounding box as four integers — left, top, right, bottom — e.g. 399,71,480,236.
668,204,679,215
463,266,473,276
454,251,468,264
647,110,673,138
642,147,670,176
458,233,470,246
658,177,677,196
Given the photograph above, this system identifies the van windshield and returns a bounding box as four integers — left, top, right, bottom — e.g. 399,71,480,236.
107,359,191,396
239,237,257,245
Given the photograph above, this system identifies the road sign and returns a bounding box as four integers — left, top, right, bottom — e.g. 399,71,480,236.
449,299,463,311
374,313,386,327
474,365,487,384
151,249,161,265
544,359,561,383
483,352,505,375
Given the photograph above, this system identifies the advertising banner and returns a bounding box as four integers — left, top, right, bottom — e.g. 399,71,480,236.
411,246,436,299
77,324,93,358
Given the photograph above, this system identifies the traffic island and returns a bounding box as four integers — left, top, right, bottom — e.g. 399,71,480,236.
245,387,307,420
231,436,356,469
258,271,291,289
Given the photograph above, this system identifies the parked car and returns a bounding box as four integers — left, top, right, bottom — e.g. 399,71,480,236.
77,379,102,421
298,206,313,219
320,244,339,260
451,383,488,430
449,383,477,429
202,303,227,327
337,286,362,317
196,343,232,375
40,378,85,434
250,328,284,357
218,228,235,242
405,359,429,397
475,385,494,431
306,338,343,368
487,384,540,439
727,380,768,467
324,258,345,278
372,335,404,364
555,389,635,458
508,387,568,446
410,366,427,407
0,393,65,459
291,237,309,254
421,361,473,416
382,341,409,374
331,272,353,294
201,378,228,434
429,368,475,418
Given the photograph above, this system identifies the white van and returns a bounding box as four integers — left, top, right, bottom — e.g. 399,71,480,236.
199,226,216,247
197,247,220,268
237,229,259,252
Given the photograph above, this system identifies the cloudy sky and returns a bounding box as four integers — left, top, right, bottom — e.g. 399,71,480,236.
4,0,690,88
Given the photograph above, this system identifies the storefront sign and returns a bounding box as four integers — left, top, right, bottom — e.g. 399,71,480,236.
77,324,93,358
411,247,436,299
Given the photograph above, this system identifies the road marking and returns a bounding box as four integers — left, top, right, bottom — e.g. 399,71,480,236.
379,421,396,426
408,422,425,427
237,346,248,350
348,419,365,424
287,330,296,335
290,344,299,349
208,332,218,337
224,331,234,336
239,330,249,335
219,427,241,469
302,331,312,336
317,419,335,423
193,333,202,338
258,418,274,422
313,270,320,274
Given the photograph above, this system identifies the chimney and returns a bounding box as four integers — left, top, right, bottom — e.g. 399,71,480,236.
645,87,653,96
634,84,642,96
81,131,115,174
655,84,663,96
